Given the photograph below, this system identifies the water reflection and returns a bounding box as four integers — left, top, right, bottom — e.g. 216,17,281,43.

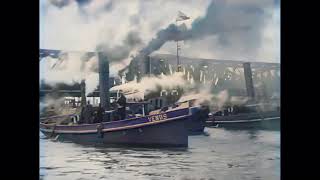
40,128,280,180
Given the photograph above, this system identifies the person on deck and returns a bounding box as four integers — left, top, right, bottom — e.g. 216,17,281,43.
79,106,86,124
117,94,127,120
86,101,94,123
79,101,94,124
69,99,75,108
95,103,104,123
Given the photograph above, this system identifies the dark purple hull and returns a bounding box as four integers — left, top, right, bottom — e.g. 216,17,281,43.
40,108,190,147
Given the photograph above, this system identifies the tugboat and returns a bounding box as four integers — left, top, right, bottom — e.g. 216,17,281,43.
204,61,280,130
40,51,192,147
40,101,191,147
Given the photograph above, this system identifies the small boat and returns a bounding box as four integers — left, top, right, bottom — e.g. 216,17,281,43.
206,103,280,130
176,94,213,134
184,103,208,135
40,102,191,147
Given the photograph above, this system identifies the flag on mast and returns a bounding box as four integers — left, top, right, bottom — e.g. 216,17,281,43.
176,11,190,21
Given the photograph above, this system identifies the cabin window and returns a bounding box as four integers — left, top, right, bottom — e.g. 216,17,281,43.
159,99,163,107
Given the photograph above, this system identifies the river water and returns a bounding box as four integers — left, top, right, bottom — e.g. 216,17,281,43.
40,127,280,180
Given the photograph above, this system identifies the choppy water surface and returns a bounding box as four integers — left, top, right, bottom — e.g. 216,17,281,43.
40,128,280,180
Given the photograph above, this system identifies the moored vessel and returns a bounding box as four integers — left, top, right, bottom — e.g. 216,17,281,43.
206,103,280,130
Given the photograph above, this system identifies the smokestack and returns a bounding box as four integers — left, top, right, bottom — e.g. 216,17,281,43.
243,62,255,101
145,56,152,76
98,52,110,110
80,80,86,107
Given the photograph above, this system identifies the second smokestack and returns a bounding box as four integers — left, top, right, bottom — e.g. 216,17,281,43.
98,52,110,110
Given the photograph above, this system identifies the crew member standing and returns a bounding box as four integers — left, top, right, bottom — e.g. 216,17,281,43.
117,94,127,120
79,106,86,124
86,101,94,123
95,103,105,123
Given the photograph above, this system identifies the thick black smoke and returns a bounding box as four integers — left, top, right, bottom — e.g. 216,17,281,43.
140,24,191,56
135,0,275,59
96,30,143,63
49,30,143,74
80,52,96,71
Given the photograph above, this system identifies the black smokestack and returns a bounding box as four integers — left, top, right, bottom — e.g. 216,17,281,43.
98,52,110,110
80,80,86,107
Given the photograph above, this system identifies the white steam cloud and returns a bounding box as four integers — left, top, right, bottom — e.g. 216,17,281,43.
40,0,279,107
110,72,187,100
40,96,67,115
178,87,249,111
40,52,99,95
179,88,229,109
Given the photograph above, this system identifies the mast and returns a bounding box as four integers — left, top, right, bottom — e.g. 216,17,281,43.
176,19,182,72
175,11,191,72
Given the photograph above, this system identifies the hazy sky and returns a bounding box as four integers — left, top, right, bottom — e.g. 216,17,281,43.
40,0,280,62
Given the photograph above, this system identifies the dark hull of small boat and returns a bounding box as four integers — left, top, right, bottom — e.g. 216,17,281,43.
187,107,206,135
187,121,205,135
206,111,280,130
40,108,190,147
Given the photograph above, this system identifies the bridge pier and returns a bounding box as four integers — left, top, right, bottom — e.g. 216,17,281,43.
243,62,255,101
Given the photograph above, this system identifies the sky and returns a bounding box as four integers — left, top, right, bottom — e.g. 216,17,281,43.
40,0,280,63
